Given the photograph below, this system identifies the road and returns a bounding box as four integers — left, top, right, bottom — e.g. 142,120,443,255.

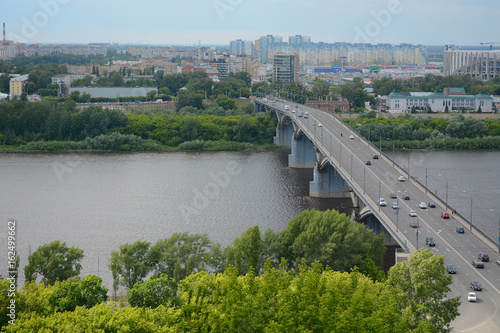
258,98,500,332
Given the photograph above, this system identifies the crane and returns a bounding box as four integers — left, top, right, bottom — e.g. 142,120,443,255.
480,42,500,50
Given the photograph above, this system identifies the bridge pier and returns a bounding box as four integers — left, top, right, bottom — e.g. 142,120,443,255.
309,163,349,198
273,116,294,147
288,134,317,168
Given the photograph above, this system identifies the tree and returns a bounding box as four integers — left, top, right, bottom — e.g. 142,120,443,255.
50,275,108,312
146,90,157,101
24,241,84,285
176,90,204,111
216,94,236,110
108,240,151,290
225,226,264,275
387,249,460,332
127,274,180,309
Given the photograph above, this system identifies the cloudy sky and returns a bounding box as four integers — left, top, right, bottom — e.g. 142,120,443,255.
3,0,500,46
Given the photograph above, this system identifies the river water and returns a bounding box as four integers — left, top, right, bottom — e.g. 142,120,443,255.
0,150,498,291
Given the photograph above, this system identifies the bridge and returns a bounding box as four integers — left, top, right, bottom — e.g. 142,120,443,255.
254,98,500,332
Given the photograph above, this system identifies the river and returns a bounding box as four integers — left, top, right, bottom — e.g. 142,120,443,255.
0,150,498,291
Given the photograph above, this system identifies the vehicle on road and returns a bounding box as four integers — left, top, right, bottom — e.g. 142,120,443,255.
428,202,436,208
478,253,489,262
298,112,303,117
305,111,309,115
441,212,450,219
303,113,308,119
470,281,482,291
426,237,435,246
318,122,323,127
409,210,417,217
456,227,464,233
291,109,295,113
418,202,427,209
468,292,477,302
392,202,399,210
285,105,289,110
390,193,397,199
365,160,371,165
379,198,387,206
446,265,456,274
349,135,354,139
497,258,500,265
472,260,484,268
398,176,406,182
373,154,379,159
409,220,418,228
402,194,410,200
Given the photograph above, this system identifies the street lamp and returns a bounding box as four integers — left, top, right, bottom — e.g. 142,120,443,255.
90,252,103,277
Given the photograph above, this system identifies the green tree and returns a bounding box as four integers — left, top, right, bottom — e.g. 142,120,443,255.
108,240,151,290
146,89,157,101
127,273,180,309
387,249,460,332
176,90,204,111
50,275,108,312
216,94,236,110
24,241,84,285
225,226,264,275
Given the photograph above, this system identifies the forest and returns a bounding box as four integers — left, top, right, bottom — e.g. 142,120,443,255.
0,210,460,332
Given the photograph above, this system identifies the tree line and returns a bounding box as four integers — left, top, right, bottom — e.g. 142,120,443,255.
344,113,500,150
0,210,460,332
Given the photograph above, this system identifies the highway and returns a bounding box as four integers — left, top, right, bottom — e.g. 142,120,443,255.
257,98,500,332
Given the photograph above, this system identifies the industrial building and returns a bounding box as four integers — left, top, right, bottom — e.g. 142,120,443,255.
443,47,500,81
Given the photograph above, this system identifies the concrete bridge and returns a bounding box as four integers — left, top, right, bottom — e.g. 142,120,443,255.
254,97,500,333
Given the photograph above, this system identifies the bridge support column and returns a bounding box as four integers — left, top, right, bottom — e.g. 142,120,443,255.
309,163,349,198
254,102,262,113
273,120,293,147
288,134,316,168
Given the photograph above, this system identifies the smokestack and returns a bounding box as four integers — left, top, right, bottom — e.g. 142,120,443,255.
3,23,5,41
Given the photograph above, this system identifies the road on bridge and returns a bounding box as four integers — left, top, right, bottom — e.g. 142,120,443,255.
258,98,500,332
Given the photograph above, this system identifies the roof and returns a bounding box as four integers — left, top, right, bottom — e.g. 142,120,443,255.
475,92,492,99
444,87,466,95
388,90,406,98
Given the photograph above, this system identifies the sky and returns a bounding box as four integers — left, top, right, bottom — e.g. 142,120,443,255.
3,0,500,47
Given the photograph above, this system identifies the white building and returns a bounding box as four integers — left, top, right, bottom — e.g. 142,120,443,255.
387,89,493,112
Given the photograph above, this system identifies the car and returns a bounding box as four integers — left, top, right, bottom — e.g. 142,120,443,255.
318,122,323,127
398,176,405,182
409,220,418,228
305,111,309,115
478,253,489,262
298,112,303,117
379,198,387,206
390,193,397,199
418,202,427,209
456,227,464,233
441,212,450,219
409,210,417,217
285,105,289,110
470,281,482,291
468,292,477,302
365,160,371,165
349,135,354,139
472,260,484,268
428,202,436,208
295,105,298,108
392,202,399,209
402,194,410,200
446,265,456,274
426,237,435,246
497,258,500,265
291,109,295,113
373,154,379,159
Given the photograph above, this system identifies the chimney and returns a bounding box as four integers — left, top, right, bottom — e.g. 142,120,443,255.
3,23,5,41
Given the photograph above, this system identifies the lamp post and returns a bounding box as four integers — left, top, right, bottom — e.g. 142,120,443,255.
350,154,353,180
363,166,366,194
91,252,103,277
416,218,419,250
425,167,428,194
378,181,381,212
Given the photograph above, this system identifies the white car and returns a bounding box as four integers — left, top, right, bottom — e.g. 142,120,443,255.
418,202,427,209
379,198,387,206
468,292,477,302
305,111,309,115
409,210,417,217
291,109,295,113
318,122,323,127
285,105,289,110
349,135,354,139
398,176,406,182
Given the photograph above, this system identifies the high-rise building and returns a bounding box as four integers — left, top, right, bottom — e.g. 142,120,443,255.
289,35,311,44
273,53,299,83
230,39,253,56
443,48,500,81
259,35,282,64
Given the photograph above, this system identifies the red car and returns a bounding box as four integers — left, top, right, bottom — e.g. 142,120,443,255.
441,212,450,219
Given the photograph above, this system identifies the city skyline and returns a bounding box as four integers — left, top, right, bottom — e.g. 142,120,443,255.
3,0,500,46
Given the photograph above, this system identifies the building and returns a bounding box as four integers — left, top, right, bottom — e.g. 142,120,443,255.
9,74,29,97
443,48,500,81
259,35,282,64
289,35,311,44
273,53,299,84
387,89,493,112
230,39,253,56
0,24,22,60
52,74,94,96
305,99,350,113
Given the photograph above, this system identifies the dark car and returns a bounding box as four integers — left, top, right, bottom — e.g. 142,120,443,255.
402,194,410,200
446,265,456,274
472,260,484,268
426,237,435,246
456,227,464,233
428,202,436,208
478,253,489,262
366,160,371,165
373,154,379,159
470,281,482,291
